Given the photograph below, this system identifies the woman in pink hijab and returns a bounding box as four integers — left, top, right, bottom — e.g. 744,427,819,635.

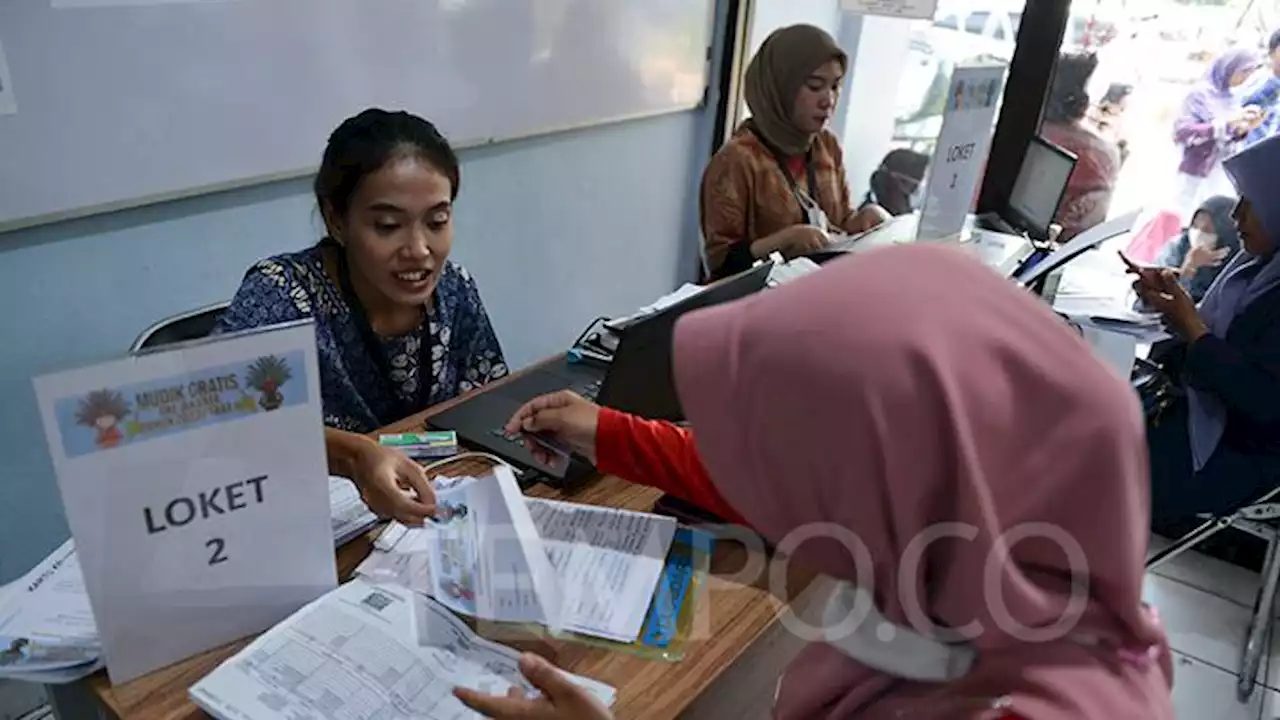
456,245,1173,719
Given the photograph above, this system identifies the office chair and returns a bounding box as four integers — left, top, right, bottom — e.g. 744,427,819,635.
1146,484,1280,702
129,301,229,354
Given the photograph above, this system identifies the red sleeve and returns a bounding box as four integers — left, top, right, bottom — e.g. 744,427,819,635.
595,408,748,527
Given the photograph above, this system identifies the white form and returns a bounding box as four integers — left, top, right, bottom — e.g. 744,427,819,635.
0,540,99,673
527,499,676,643
329,476,379,547
604,283,706,331
191,579,614,720
359,496,676,643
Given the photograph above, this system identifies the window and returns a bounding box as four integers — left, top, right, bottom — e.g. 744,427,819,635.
729,1,1033,222
1043,0,1268,247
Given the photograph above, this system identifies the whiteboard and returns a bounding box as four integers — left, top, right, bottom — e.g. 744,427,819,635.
0,0,714,231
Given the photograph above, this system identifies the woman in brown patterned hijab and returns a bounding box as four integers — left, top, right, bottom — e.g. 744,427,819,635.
700,24,888,278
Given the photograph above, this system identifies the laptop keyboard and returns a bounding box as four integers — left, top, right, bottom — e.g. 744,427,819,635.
576,380,602,401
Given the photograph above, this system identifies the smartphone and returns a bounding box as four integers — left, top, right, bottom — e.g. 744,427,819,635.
521,432,572,471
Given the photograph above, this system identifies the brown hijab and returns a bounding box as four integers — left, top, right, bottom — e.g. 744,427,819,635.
743,24,847,157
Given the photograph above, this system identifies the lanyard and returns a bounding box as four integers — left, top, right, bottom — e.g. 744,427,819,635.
751,125,819,225
336,250,430,421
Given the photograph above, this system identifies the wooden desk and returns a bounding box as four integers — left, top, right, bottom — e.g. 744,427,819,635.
81,367,820,720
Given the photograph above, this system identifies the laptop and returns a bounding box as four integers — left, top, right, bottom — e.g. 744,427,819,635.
977,135,1078,243
428,262,774,486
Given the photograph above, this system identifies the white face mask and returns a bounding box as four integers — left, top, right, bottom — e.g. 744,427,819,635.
1189,229,1219,249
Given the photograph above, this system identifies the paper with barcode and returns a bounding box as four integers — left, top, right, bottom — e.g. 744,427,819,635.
190,579,615,720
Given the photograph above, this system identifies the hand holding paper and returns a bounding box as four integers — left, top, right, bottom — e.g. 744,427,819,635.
351,441,437,525
454,653,614,720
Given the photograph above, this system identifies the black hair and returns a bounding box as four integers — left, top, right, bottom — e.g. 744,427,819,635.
314,108,460,229
1044,52,1098,124
1101,82,1133,106
1270,28,1280,55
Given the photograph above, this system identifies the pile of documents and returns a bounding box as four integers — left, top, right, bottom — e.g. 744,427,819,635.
191,579,616,720
328,474,380,547
0,476,378,685
357,468,678,644
0,540,100,683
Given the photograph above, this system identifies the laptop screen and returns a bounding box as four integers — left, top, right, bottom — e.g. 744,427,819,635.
1007,137,1077,239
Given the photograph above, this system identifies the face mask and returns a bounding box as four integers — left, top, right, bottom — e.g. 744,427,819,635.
908,185,924,212
1189,229,1218,249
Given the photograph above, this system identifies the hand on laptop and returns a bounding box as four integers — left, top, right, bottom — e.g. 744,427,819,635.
505,391,600,465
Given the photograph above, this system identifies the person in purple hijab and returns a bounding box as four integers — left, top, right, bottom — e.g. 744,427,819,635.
1172,49,1263,213
1137,134,1280,523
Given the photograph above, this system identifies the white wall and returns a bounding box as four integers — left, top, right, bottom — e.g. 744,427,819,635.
736,0,844,125
745,0,841,56
837,13,915,203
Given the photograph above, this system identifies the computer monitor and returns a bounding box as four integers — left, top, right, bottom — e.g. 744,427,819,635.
1006,137,1078,241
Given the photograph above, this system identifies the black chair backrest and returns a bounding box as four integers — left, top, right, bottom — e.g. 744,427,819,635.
130,302,229,354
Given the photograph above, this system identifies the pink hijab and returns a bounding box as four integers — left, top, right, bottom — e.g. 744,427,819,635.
672,245,1172,719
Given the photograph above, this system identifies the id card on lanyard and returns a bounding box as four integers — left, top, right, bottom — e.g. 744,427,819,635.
336,249,431,422
756,129,832,232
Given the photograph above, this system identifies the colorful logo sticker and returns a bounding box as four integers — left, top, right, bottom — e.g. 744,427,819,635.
55,351,308,458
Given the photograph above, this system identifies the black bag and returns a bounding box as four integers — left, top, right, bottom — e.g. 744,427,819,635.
1132,356,1183,425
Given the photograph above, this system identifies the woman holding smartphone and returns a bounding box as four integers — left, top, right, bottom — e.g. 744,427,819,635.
456,245,1173,720
1127,135,1280,522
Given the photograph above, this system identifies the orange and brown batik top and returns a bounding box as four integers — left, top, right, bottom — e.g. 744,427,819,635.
700,125,863,276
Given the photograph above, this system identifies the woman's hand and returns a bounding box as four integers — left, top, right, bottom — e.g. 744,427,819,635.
453,653,613,720
848,204,891,233
1229,106,1265,137
751,225,829,260
1129,265,1208,342
505,391,602,465
350,442,436,525
1183,244,1230,274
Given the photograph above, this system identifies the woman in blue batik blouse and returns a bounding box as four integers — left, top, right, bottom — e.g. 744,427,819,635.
218,109,507,525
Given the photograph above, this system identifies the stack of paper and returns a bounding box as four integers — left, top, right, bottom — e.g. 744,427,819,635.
604,283,707,331
0,540,101,683
767,257,821,287
192,579,615,720
329,475,379,547
357,473,677,644
0,477,378,685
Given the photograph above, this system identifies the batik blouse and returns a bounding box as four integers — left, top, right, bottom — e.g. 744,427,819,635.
700,125,863,277
216,245,507,433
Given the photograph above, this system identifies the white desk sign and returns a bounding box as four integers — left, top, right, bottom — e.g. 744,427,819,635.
917,64,1007,243
33,321,336,684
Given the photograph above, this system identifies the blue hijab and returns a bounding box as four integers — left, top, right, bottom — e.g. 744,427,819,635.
1190,135,1280,470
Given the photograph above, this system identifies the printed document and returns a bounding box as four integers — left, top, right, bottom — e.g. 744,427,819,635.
358,491,676,643
330,476,379,547
191,579,615,720
528,499,676,643
0,540,98,674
